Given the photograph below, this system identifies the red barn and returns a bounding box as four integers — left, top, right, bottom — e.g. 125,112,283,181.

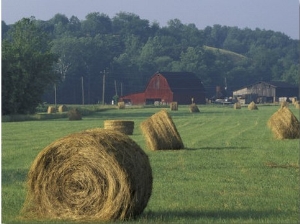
121,72,206,105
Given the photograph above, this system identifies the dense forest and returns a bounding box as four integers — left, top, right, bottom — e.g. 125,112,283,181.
2,12,299,108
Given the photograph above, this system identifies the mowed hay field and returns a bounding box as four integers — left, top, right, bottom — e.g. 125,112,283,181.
2,104,299,223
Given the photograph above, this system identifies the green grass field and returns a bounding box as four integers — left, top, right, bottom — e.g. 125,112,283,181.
2,104,299,223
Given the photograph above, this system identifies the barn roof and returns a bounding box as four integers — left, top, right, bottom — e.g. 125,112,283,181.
234,81,298,91
121,71,206,104
263,81,297,88
156,71,205,92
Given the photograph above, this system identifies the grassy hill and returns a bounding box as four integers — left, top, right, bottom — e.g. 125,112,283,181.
204,45,247,63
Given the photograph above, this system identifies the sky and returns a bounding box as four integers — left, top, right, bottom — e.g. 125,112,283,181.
1,0,299,40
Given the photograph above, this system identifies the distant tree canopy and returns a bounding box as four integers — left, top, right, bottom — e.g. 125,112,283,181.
2,12,299,108
2,18,58,115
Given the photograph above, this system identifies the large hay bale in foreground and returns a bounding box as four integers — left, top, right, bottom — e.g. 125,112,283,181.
47,106,56,114
58,104,68,112
104,120,134,135
267,106,300,139
140,110,184,150
248,101,258,110
170,102,178,111
189,103,200,113
233,102,241,109
21,128,153,221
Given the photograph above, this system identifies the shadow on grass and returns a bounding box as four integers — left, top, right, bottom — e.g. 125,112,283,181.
141,209,281,221
2,169,28,184
185,146,251,150
4,209,284,224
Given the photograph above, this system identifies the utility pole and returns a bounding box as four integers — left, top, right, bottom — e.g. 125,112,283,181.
54,83,57,108
114,80,118,96
81,76,84,105
100,69,108,105
121,82,123,96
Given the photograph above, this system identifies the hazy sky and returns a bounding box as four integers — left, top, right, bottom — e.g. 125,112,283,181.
1,0,299,39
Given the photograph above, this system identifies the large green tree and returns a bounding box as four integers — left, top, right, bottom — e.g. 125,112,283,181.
2,17,58,115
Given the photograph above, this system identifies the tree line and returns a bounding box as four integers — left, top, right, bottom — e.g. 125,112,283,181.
2,12,299,114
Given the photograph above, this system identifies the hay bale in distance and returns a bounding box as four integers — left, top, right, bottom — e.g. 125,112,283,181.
170,102,178,111
104,120,134,135
233,102,241,109
280,101,289,108
267,106,300,139
140,110,184,151
47,106,56,114
189,103,200,113
117,102,125,109
294,101,300,109
248,101,258,110
68,108,82,120
58,105,68,112
21,128,153,221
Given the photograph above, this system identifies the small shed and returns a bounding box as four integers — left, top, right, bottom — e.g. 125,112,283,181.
233,81,299,104
121,72,206,105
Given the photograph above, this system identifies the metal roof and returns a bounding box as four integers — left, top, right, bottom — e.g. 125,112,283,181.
234,81,298,91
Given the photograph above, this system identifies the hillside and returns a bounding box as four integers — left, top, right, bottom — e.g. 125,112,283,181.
203,45,247,64
2,13,299,107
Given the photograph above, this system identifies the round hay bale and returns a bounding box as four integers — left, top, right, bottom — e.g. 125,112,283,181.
104,120,134,135
47,106,56,114
21,128,153,221
248,101,258,110
68,108,82,120
117,102,125,109
233,102,241,109
267,106,300,139
189,103,200,113
140,109,184,151
294,101,300,109
280,101,289,108
58,105,68,112
170,102,178,111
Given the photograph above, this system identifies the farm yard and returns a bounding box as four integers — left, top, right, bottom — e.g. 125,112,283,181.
2,104,299,223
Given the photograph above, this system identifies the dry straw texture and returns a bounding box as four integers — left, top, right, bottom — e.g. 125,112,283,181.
248,101,258,110
170,102,178,111
189,103,200,113
21,128,153,221
267,106,300,139
118,102,125,109
234,102,242,109
47,106,56,114
58,105,68,112
140,110,184,151
68,108,82,120
104,120,134,135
